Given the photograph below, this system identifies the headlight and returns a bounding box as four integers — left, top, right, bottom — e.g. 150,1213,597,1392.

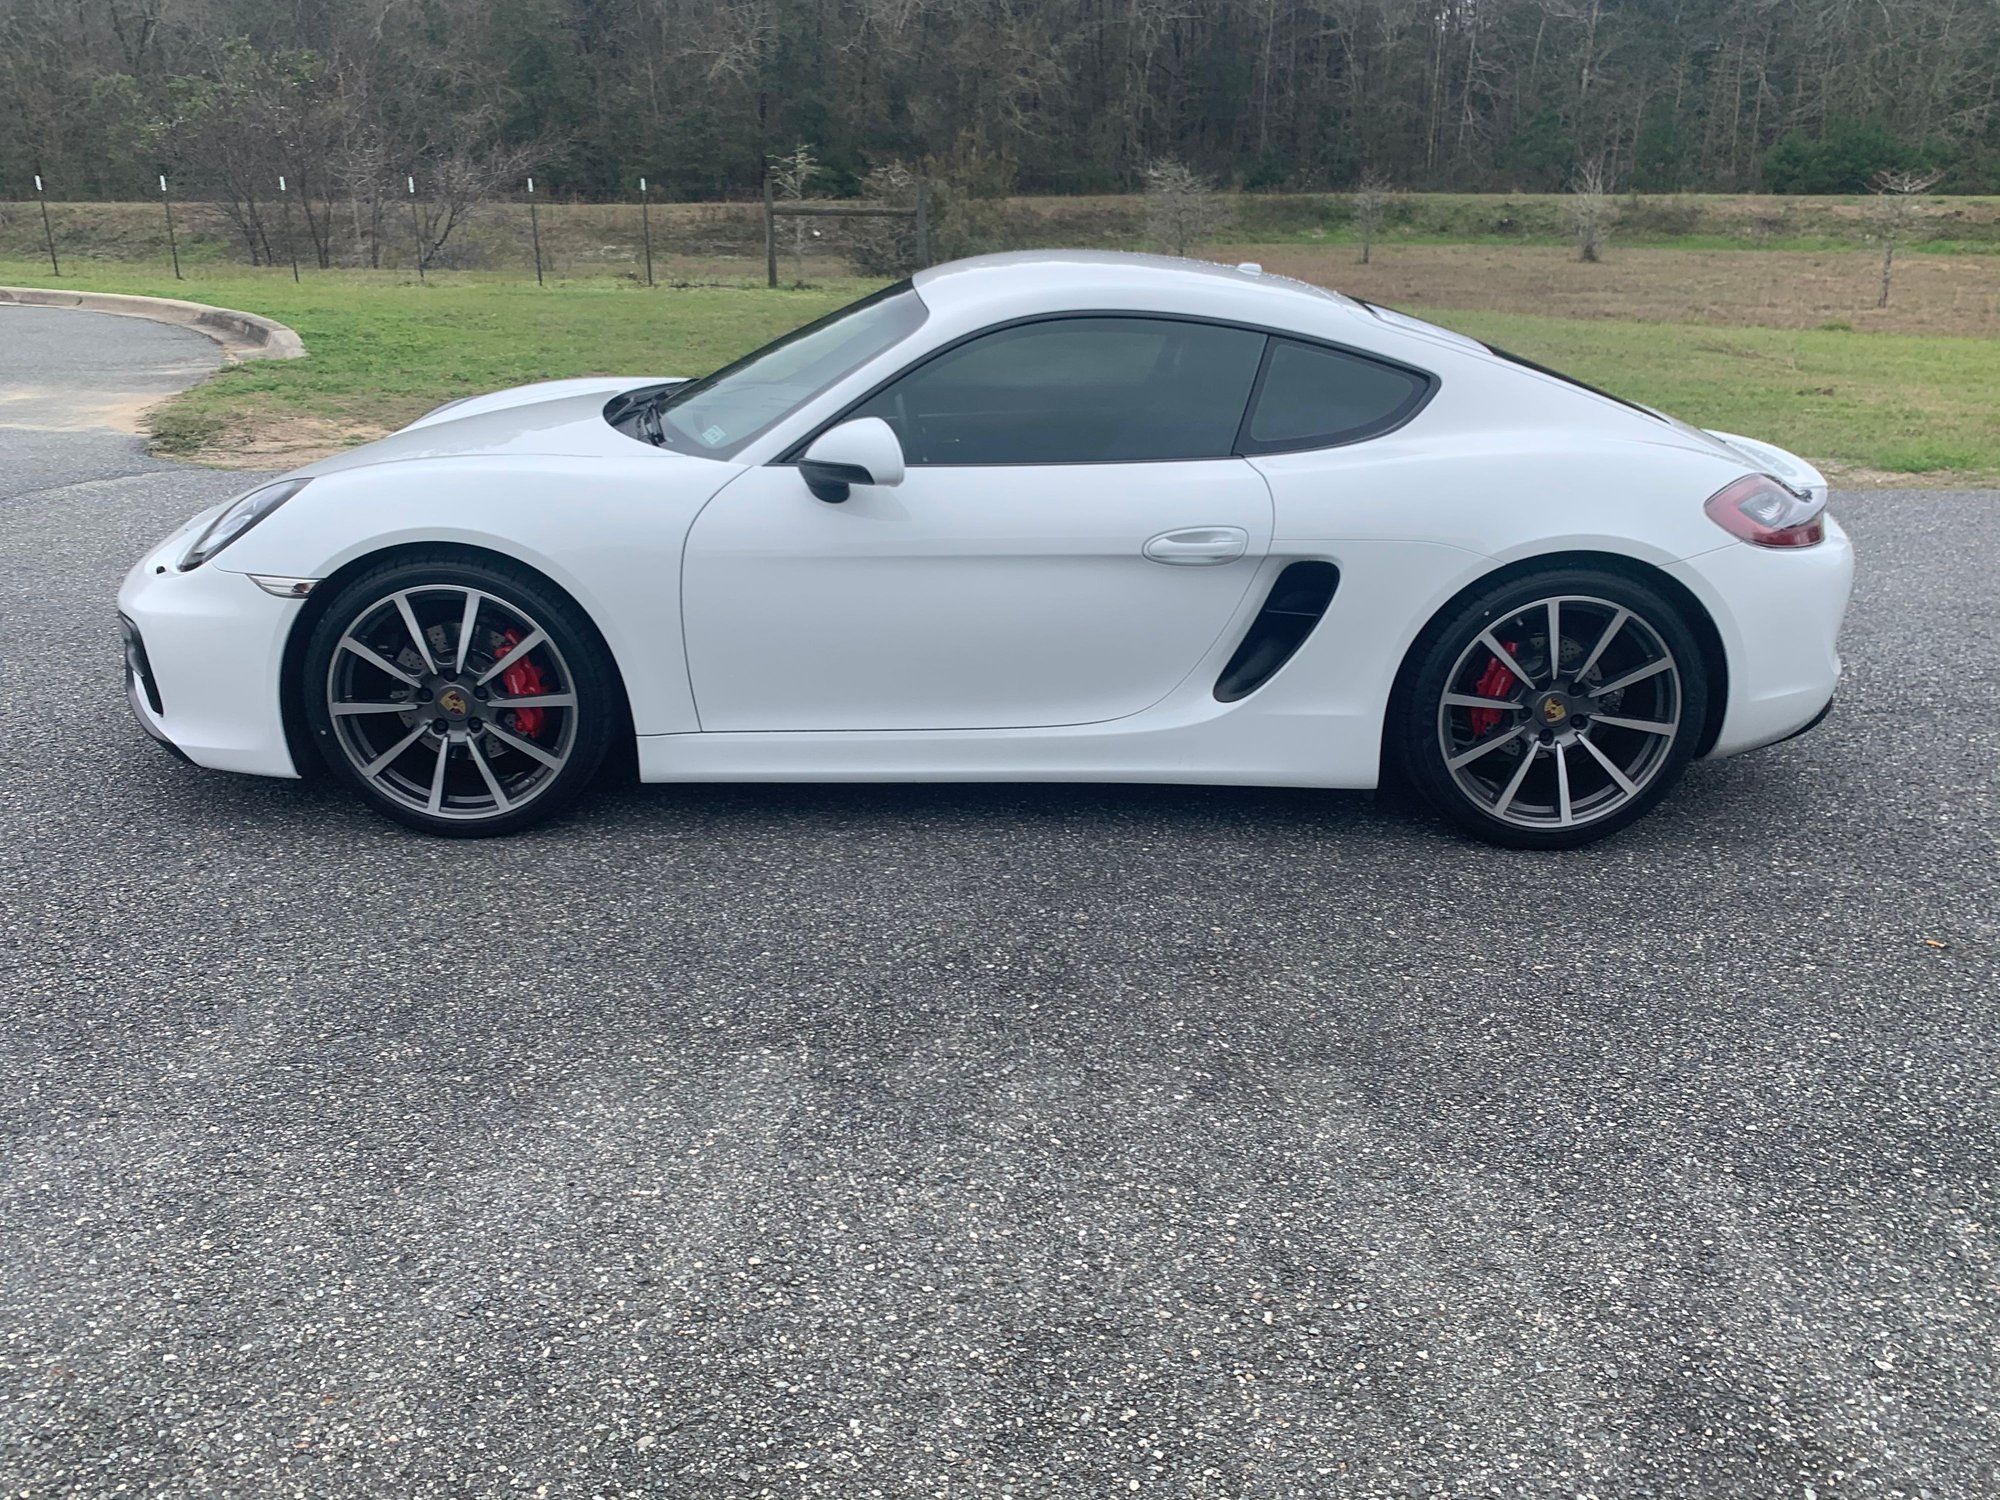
178,478,311,570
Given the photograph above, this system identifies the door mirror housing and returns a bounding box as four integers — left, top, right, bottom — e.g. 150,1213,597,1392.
798,418,905,503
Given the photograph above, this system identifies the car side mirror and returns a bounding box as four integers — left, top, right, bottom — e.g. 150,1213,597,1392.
798,418,905,504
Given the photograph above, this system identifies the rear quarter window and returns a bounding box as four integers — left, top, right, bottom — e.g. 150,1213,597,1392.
1241,339,1434,454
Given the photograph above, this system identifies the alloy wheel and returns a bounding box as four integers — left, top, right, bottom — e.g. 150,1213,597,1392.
324,585,580,821
1436,594,1683,831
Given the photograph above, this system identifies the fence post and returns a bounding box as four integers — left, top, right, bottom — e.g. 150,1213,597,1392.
159,174,182,280
640,177,654,287
527,177,543,286
279,175,301,282
33,175,59,276
407,175,425,281
914,180,931,268
763,172,778,289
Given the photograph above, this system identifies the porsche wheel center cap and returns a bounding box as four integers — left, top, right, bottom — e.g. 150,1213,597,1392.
1536,691,1579,728
434,685,472,719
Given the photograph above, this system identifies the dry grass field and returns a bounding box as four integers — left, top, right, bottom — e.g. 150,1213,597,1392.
8,191,2000,272
1224,243,2000,339
538,241,2000,340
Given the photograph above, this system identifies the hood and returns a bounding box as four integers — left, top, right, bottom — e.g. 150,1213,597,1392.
294,376,687,478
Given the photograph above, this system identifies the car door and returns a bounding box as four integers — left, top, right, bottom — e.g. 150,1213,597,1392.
680,315,1275,732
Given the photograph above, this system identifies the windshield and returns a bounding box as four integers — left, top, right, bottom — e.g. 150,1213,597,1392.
656,282,927,457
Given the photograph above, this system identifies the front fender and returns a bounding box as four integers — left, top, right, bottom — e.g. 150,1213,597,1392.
217,454,744,736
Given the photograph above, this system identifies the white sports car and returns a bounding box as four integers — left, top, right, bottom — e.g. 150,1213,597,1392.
120,251,1853,847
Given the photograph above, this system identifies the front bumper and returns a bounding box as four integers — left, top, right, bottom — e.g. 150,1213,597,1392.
120,612,191,764
117,535,303,778
1669,513,1855,759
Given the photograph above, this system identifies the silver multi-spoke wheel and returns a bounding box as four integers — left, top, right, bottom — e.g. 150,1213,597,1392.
325,584,580,822
1436,594,1683,832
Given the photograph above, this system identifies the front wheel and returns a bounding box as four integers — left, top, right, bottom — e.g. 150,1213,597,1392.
1391,569,1709,849
302,553,618,836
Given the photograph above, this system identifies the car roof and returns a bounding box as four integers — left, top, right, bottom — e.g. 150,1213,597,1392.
909,250,1372,336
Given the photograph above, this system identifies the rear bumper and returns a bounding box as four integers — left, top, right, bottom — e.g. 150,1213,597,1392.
1669,513,1855,760
117,539,302,778
1778,691,1836,745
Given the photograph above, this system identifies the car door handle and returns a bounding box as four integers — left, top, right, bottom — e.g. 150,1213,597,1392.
1142,526,1249,565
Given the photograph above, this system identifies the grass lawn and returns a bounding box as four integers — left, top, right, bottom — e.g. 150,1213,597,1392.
3,259,1995,485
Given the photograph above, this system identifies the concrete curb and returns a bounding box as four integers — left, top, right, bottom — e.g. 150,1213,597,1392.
0,286,306,361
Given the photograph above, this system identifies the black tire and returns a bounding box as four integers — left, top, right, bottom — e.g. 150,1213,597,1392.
302,551,619,836
1389,567,1709,850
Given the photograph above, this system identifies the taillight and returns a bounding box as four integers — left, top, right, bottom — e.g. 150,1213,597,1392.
1704,474,1825,548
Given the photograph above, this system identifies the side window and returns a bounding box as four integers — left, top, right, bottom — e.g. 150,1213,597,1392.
849,317,1265,466
1243,339,1432,452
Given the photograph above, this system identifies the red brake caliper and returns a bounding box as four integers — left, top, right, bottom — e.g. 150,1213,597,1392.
496,627,547,740
1467,642,1518,737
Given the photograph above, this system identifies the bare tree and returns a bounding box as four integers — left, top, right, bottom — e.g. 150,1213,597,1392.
329,124,392,269
411,134,545,269
849,159,922,277
1353,170,1390,264
769,142,820,284
16,0,2000,220
1567,156,1615,263
1868,168,1944,308
1143,158,1227,257
151,44,290,264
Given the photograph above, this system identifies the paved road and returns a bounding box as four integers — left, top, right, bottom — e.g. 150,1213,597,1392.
2,307,1997,1499
0,303,220,442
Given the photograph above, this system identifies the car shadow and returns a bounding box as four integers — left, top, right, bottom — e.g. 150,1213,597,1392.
118,724,1831,865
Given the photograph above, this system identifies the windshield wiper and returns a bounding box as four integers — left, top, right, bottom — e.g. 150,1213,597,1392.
602,383,682,447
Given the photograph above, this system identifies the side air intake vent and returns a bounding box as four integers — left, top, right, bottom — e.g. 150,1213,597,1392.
1213,561,1340,702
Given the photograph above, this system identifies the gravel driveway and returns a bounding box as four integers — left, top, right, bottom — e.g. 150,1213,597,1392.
2,305,1996,1499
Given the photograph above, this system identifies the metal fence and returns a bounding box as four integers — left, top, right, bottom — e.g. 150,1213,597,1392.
9,167,934,287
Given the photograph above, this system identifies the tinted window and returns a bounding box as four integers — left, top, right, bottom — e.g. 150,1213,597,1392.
1244,339,1430,451
658,283,927,457
850,317,1265,465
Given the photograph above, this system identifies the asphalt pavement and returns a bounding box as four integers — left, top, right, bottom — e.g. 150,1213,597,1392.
1,305,1996,1499
0,303,220,442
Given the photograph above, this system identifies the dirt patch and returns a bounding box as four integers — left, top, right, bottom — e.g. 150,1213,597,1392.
1223,244,2000,339
163,410,394,468
0,383,191,435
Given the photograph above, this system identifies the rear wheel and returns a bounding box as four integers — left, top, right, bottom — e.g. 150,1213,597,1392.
302,554,617,835
1392,568,1708,849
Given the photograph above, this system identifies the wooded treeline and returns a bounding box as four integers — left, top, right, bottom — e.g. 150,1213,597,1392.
4,0,1997,212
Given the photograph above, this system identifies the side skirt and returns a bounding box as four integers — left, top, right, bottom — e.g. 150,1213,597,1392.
634,712,1378,789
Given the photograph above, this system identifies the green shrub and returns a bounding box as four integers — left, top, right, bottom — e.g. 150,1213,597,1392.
1764,119,1915,193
